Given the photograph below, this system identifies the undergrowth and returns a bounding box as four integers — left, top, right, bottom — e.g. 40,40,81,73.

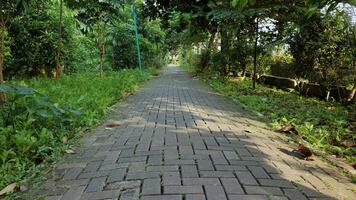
0,69,152,192
206,76,355,163
181,65,355,163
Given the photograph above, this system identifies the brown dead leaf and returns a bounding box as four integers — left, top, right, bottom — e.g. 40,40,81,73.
340,140,356,148
0,183,18,196
106,120,120,128
296,144,313,161
278,124,299,135
65,149,75,154
351,162,356,170
53,175,64,182
123,89,133,96
62,136,68,144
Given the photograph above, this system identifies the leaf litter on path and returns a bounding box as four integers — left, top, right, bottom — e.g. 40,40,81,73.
106,120,121,128
278,124,299,135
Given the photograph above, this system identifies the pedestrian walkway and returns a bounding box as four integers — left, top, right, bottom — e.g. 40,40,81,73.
35,65,355,200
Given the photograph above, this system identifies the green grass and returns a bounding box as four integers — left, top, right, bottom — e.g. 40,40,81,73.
180,64,197,73
196,70,355,163
0,69,152,196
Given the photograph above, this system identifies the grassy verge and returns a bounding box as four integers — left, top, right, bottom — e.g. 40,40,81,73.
0,69,152,196
182,66,355,164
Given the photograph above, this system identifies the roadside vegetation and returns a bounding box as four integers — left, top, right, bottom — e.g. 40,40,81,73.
0,69,153,191
0,0,167,195
203,68,354,164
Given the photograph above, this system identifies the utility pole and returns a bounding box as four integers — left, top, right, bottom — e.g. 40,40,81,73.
131,3,142,71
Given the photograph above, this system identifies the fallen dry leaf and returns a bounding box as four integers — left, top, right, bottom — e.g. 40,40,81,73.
0,183,18,196
340,140,356,148
65,149,75,154
106,120,120,128
123,89,133,96
62,136,68,144
352,162,356,170
53,175,64,182
295,144,313,161
278,124,299,135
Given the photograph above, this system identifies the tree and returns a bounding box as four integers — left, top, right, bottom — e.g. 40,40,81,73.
0,0,30,101
66,0,124,76
56,0,63,80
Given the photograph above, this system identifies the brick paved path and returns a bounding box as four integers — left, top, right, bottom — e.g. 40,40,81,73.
35,65,355,200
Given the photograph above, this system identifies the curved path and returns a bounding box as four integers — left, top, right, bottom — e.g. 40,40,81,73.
35,65,355,200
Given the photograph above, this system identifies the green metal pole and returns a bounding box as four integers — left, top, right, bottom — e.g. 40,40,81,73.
131,4,143,71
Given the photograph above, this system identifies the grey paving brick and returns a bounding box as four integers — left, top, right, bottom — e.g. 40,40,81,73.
182,178,220,186
181,165,199,178
164,186,204,194
244,186,283,195
204,185,228,200
142,178,161,195
220,178,244,194
141,195,183,200
214,165,247,171
120,188,140,200
61,186,85,200
248,166,270,179
126,171,160,180
58,179,90,187
79,190,120,200
200,171,235,178
186,194,207,200
223,151,239,160
235,171,259,185
85,177,106,192
77,170,110,179
105,180,141,190
283,189,309,200
197,159,215,171
258,179,296,188
63,168,83,180
228,195,269,200
147,165,179,172
163,172,181,185
107,168,126,183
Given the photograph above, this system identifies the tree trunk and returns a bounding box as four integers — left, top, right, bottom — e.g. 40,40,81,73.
241,63,247,77
200,29,216,72
99,42,105,77
220,27,229,76
0,1,6,101
253,18,259,89
55,0,63,80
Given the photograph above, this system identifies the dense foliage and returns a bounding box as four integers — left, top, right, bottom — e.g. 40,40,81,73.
0,69,151,190
144,0,355,94
1,0,167,80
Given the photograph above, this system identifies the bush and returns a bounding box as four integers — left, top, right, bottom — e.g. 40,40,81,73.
5,0,79,78
0,69,151,189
